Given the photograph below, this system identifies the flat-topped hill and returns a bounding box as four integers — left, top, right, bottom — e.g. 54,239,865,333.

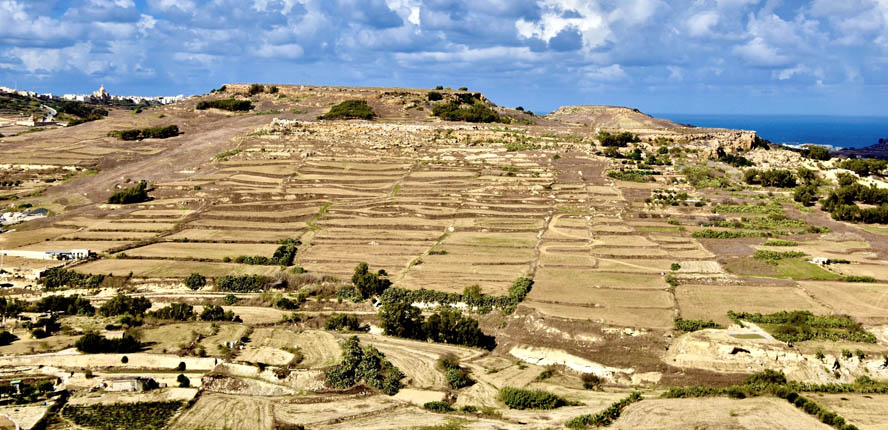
546,105,682,129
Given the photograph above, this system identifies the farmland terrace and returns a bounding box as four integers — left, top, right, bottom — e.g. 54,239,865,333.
0,84,885,430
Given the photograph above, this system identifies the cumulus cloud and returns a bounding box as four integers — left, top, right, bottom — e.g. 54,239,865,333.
0,0,884,114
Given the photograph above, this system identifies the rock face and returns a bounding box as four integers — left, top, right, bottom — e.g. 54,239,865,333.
546,105,681,129
665,329,888,384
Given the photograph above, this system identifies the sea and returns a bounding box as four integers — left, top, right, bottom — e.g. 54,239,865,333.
654,114,888,150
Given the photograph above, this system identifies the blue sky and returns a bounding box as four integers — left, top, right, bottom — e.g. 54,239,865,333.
1,0,887,115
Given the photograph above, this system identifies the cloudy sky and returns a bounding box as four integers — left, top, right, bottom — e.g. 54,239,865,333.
1,0,886,115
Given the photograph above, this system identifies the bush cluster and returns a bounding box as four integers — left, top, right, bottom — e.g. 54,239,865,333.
597,131,640,147
108,125,179,141
499,387,572,410
39,268,105,290
325,336,404,395
432,100,506,123
196,99,253,111
379,301,496,350
149,303,194,321
691,229,764,239
349,262,392,300
801,145,831,161
216,274,269,292
75,332,142,353
821,182,888,224
423,401,454,412
839,158,886,177
565,392,642,429
34,294,95,316
108,180,150,204
378,276,532,315
184,273,206,290
99,294,152,317
744,168,797,188
319,100,375,120
234,240,299,266
199,304,240,322
673,317,722,332
325,313,362,331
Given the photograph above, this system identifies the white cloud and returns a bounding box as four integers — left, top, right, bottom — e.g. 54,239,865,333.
732,37,790,67
256,43,304,59
687,11,719,37
582,64,627,81
515,1,609,52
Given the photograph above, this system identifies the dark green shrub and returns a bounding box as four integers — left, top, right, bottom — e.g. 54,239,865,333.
423,401,454,412
673,317,722,332
248,84,264,95
319,100,375,120
431,101,506,123
351,262,391,299
176,374,190,388
108,125,178,141
597,131,640,147
801,145,831,161
75,333,142,353
99,294,152,317
216,274,268,292
184,273,206,290
196,99,253,111
108,180,149,204
326,313,362,331
325,336,404,395
581,373,601,390
499,387,570,410
199,304,239,322
150,303,194,321
33,294,95,315
0,330,17,346
428,91,443,101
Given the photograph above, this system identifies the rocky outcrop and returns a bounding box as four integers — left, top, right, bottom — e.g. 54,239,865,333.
665,329,888,384
546,105,681,129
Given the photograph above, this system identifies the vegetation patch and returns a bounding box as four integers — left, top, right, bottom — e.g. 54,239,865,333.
108,180,150,204
597,131,640,147
607,169,656,182
62,401,183,430
233,238,299,265
216,274,269,292
692,229,765,239
565,392,642,429
75,332,143,353
325,336,404,395
196,99,253,111
319,100,375,120
498,386,574,410
674,317,722,332
108,125,179,141
728,311,876,343
39,268,105,290
432,98,507,123
763,239,798,246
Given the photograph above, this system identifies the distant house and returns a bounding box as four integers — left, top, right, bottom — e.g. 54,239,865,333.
105,377,158,392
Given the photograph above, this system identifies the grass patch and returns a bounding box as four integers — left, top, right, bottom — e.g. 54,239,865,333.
307,202,332,231
214,149,241,160
62,401,183,430
636,226,683,233
763,239,798,246
108,125,179,141
692,229,765,239
725,256,841,280
728,310,876,343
